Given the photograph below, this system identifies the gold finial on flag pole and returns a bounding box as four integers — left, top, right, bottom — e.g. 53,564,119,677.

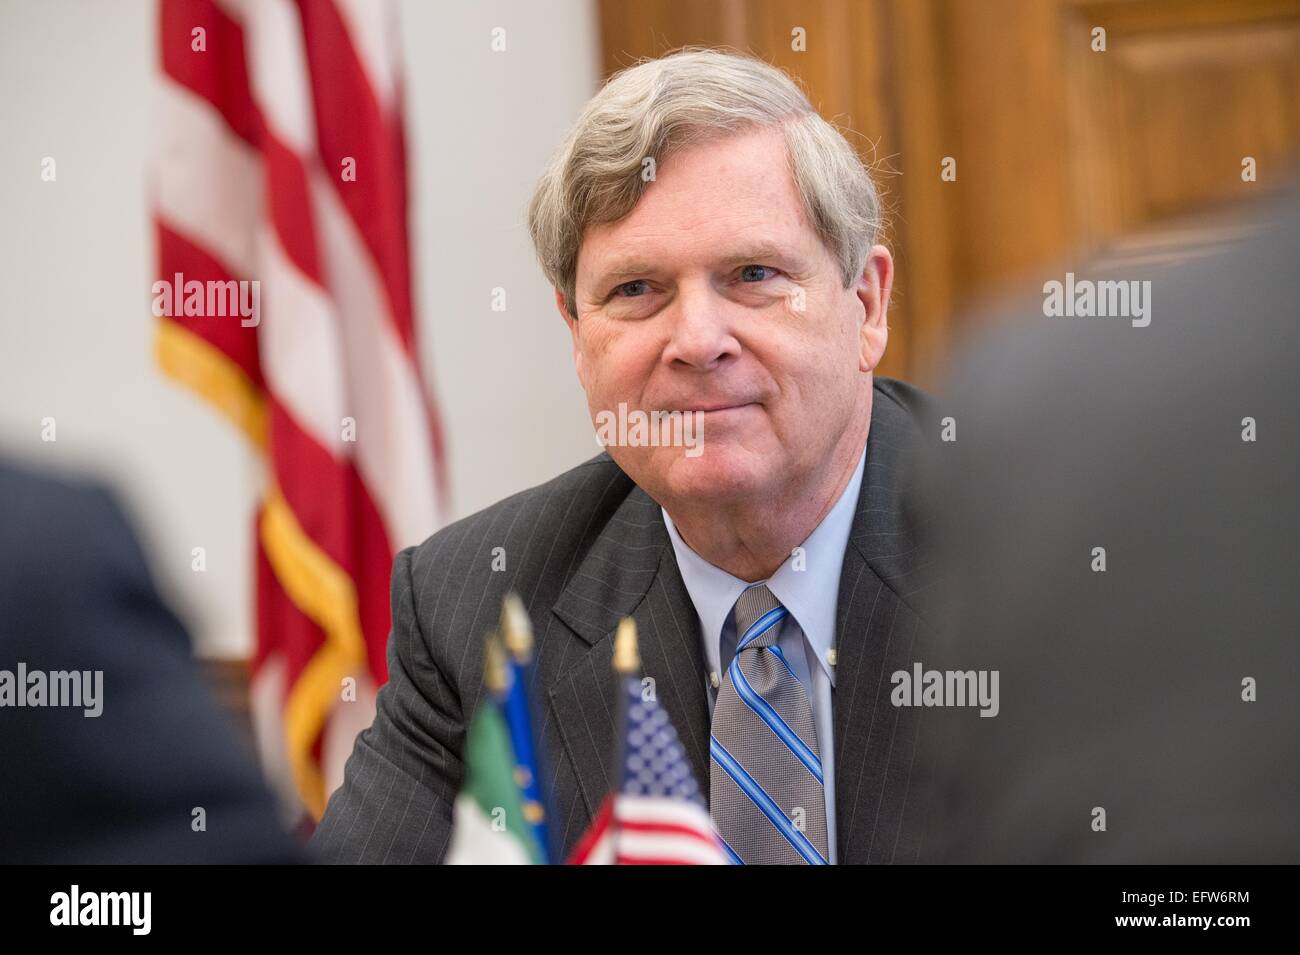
613,617,640,674
483,632,509,695
500,592,534,664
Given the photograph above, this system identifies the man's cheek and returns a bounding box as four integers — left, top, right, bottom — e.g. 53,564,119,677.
581,359,615,406
597,346,652,402
580,318,620,360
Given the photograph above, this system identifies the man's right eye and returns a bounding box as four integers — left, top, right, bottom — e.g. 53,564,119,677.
614,280,650,298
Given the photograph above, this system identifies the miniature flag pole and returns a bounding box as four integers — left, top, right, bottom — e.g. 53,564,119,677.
497,592,552,861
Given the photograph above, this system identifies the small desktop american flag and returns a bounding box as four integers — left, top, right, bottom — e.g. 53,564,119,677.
568,675,729,865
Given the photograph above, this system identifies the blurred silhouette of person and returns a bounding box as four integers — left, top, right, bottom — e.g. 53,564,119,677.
914,189,1300,863
0,460,308,863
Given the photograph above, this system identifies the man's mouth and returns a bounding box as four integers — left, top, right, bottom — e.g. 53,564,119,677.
674,401,757,413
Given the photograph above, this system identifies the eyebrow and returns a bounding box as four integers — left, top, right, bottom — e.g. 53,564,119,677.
590,241,798,288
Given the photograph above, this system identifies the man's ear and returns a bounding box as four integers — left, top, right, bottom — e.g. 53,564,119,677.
556,288,586,388
856,244,894,373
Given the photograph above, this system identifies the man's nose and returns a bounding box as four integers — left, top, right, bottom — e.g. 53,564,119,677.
660,285,740,371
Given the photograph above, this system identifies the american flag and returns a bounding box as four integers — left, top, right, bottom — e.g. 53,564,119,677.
152,0,447,822
568,676,730,865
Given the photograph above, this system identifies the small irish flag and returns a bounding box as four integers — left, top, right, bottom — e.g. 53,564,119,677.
445,638,544,865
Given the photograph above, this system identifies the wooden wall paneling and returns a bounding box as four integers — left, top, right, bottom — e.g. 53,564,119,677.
939,0,1076,299
741,1,921,378
1067,0,1300,244
1064,2,1131,246
597,0,739,72
877,0,958,382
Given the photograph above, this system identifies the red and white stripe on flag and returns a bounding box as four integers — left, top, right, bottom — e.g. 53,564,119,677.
153,0,447,821
568,794,730,865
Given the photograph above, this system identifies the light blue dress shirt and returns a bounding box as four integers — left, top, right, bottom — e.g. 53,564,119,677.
660,442,867,864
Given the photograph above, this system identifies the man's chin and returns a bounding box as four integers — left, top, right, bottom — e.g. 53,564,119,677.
635,445,774,506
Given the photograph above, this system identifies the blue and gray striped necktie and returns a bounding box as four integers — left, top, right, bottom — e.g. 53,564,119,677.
709,583,829,864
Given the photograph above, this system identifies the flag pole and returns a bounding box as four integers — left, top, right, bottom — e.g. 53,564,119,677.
500,592,533,664
483,631,508,695
613,616,640,675
609,617,641,862
498,592,552,862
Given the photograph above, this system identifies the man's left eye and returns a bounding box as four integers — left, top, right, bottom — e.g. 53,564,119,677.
739,265,778,282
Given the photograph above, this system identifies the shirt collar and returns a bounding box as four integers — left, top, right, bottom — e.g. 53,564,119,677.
661,442,867,688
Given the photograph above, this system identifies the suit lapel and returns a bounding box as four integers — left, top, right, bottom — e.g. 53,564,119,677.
548,484,709,827
833,389,933,864
545,386,932,863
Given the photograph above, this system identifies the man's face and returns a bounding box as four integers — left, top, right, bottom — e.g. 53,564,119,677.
563,126,890,510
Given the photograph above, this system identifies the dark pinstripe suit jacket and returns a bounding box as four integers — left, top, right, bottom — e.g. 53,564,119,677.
312,377,936,864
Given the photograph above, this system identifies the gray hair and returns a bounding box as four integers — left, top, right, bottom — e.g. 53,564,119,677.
527,47,885,318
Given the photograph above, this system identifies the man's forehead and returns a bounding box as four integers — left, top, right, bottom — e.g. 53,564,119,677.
577,128,815,287
584,236,803,281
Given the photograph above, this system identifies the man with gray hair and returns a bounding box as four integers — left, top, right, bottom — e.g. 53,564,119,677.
314,48,934,865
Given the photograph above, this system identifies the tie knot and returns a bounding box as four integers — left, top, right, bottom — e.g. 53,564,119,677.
733,584,785,649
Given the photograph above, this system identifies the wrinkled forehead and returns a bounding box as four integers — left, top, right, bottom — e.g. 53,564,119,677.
575,128,822,292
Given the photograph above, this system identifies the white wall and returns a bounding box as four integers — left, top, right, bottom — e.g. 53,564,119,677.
0,0,600,658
